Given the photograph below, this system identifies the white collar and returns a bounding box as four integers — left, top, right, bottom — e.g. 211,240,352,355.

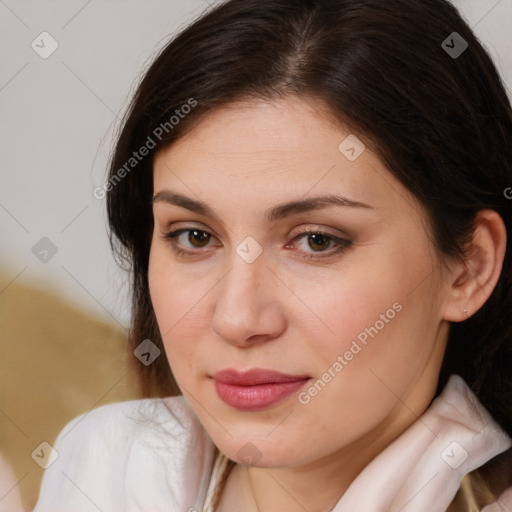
332,374,512,511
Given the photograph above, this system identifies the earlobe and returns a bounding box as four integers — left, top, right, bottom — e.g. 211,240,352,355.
443,210,507,322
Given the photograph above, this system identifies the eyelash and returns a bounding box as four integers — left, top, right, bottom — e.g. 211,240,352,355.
161,228,352,260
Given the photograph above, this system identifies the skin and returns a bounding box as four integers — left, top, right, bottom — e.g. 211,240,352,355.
148,97,505,511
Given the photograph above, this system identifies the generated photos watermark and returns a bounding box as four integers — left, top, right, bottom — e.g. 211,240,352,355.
134,339,161,366
298,301,403,405
93,98,197,200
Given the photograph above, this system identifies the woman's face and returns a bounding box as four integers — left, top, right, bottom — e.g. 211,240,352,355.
149,97,453,468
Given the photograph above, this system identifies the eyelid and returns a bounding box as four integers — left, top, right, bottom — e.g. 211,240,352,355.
287,228,352,256
160,219,219,236
291,225,350,239
162,227,219,246
161,225,352,260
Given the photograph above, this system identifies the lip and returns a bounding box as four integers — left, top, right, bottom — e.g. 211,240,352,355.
212,368,310,411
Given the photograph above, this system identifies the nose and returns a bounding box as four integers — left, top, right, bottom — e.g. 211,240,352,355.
210,254,287,347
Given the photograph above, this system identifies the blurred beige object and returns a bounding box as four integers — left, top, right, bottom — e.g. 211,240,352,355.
0,274,141,511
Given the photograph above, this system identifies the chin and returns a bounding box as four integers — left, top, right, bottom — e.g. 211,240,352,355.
210,431,308,468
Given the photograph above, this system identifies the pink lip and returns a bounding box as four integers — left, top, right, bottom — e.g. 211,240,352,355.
212,368,310,411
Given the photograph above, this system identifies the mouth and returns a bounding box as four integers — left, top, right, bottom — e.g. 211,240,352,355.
211,368,310,411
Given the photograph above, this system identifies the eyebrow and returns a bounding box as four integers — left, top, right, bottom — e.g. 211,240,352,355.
152,190,373,222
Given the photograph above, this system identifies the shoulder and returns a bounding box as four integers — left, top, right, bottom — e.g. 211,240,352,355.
47,395,205,461
34,396,216,512
56,395,203,442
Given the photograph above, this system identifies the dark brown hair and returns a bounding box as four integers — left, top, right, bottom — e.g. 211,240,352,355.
106,0,512,504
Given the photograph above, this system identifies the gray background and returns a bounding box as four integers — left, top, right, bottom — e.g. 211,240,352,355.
1,0,511,330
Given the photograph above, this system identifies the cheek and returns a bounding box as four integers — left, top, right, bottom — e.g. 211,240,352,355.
307,286,425,372
291,263,442,448
287,264,404,366
148,243,216,380
308,236,440,365
149,238,198,325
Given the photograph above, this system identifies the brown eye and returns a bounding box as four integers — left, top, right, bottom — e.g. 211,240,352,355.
307,233,332,251
163,228,216,254
288,229,352,260
188,230,211,247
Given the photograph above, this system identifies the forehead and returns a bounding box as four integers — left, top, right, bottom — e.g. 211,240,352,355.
155,98,346,170
152,97,419,221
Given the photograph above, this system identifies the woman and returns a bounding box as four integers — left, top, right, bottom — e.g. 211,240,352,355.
14,0,512,510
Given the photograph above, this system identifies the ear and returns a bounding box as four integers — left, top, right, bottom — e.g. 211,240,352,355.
443,210,507,322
